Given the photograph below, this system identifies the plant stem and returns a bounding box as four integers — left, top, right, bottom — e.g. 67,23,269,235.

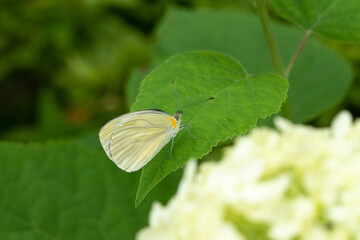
256,0,284,76
285,30,312,78
256,0,293,119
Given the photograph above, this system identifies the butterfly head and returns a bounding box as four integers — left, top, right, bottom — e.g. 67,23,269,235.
173,111,182,121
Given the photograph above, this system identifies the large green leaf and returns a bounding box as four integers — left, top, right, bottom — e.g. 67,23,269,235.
148,7,352,123
132,51,288,206
0,142,181,240
271,0,360,43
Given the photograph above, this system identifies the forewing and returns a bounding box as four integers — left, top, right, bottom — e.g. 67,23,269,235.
99,110,175,172
111,128,173,171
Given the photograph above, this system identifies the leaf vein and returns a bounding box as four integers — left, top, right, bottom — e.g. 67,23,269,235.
311,0,340,30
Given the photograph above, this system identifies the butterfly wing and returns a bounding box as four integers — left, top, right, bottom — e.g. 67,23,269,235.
99,110,176,172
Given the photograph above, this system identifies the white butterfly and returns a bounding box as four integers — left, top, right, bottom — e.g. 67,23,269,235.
99,82,213,172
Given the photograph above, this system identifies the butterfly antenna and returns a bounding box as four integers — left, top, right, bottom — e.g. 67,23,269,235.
180,96,215,112
172,81,179,111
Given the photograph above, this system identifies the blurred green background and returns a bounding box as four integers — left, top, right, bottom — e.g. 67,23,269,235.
1,0,360,239
1,0,359,142
1,0,359,143
0,0,252,142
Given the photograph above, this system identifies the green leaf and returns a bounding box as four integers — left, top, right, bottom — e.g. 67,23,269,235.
150,7,352,123
132,51,289,206
126,68,149,108
0,142,181,240
270,0,360,43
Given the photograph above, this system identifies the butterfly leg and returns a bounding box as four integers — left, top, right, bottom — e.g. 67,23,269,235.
169,136,175,159
180,125,199,139
180,120,199,139
180,121,196,133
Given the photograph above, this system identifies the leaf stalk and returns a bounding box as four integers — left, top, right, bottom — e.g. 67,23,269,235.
255,0,284,76
285,30,312,78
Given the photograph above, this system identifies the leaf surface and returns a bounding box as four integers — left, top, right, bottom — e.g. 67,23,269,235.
271,0,360,43
0,142,180,240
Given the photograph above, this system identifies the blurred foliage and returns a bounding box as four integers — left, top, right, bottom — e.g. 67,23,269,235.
0,0,359,140
271,0,360,43
0,0,149,140
129,7,353,123
0,141,182,239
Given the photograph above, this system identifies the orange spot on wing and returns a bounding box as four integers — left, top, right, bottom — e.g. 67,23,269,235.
166,116,177,128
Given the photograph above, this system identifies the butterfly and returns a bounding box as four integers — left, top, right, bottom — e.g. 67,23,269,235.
99,81,214,172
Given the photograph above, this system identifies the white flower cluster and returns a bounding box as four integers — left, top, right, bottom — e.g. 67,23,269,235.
137,111,360,240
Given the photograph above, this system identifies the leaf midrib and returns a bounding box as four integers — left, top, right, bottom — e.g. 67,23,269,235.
310,0,340,31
